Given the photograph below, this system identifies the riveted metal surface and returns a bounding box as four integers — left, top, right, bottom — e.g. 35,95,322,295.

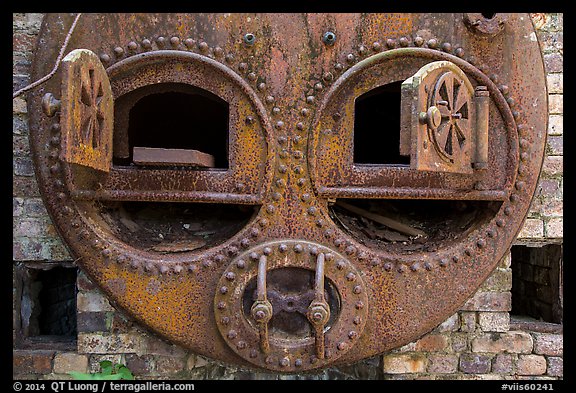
28,13,547,372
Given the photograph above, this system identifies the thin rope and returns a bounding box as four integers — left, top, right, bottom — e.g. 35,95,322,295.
13,13,82,99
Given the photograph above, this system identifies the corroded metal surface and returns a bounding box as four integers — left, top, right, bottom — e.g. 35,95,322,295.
28,13,547,372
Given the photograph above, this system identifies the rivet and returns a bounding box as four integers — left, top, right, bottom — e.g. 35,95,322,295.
49,150,58,159
372,41,382,51
279,243,288,253
57,192,66,200
202,260,212,268
346,53,355,62
266,204,276,214
249,251,259,261
225,272,236,282
225,53,235,63
397,265,406,273
367,258,379,267
214,47,223,57
355,301,364,310
243,33,256,45
259,218,268,227
227,330,237,339
520,152,529,161
159,265,170,275
381,262,392,271
323,72,334,82
496,218,505,227
346,272,356,281
336,260,345,270
235,182,245,191
465,249,472,256
245,116,255,125
309,246,319,256
513,111,520,120
453,255,459,263
236,259,246,269
113,47,124,57
294,244,303,253
199,42,209,52
487,229,496,238
427,38,438,49
334,63,343,72
54,179,64,188
266,95,275,104
477,239,486,249
276,121,284,129
337,342,348,351
440,258,448,267
297,178,306,187
499,84,509,95
237,341,247,350
519,139,529,149
278,164,287,173
510,194,519,203
296,122,304,130
258,82,267,91
279,357,290,367
220,286,228,294
301,108,309,117
50,164,60,174
306,95,315,104
170,36,180,47
410,263,419,272
345,245,356,255
414,36,424,46
238,62,248,72
263,247,272,256
221,316,230,325
249,349,258,358
275,178,286,188
272,192,282,201
504,206,513,216
142,39,152,49
215,254,225,263
506,97,515,107
334,239,344,248
101,248,111,257
348,331,358,339
324,229,334,237
293,150,303,159
100,53,111,63
516,181,525,191
145,263,155,273
424,262,433,271
353,285,362,294
130,259,139,270
386,38,396,48
442,42,452,52
156,36,166,46
307,207,317,216
455,47,465,57
314,83,323,91
50,135,60,145
353,316,362,325
310,356,318,364
247,72,257,81
51,123,61,133
242,238,252,248
295,358,303,367
293,136,302,145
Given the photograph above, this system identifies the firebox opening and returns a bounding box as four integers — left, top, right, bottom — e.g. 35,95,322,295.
511,244,563,324
354,81,409,166
331,198,501,253
115,84,229,168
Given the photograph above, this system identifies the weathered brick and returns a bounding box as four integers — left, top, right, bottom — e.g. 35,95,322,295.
126,354,155,375
461,291,511,312
541,156,563,177
471,332,533,354
154,356,186,374
13,32,37,52
13,115,28,135
459,311,476,332
481,268,512,292
77,312,110,333
13,156,34,176
87,354,125,373
548,99,563,116
78,333,144,354
53,353,89,374
492,353,515,374
77,291,115,312
13,350,55,375
451,333,468,352
12,13,43,33
13,135,30,156
110,312,135,333
478,312,510,332
541,198,563,218
546,73,563,94
13,177,41,197
498,252,511,269
77,273,98,291
414,334,450,352
545,217,563,238
145,337,187,357
517,219,544,239
543,52,563,73
533,333,563,356
546,135,563,155
23,198,48,217
539,31,563,52
547,357,563,377
382,353,427,374
459,353,491,374
187,354,209,369
434,313,459,332
427,354,458,373
13,96,28,114
13,197,24,216
517,355,546,375
14,218,46,237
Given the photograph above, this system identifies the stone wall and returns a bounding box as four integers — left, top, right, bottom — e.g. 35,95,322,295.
13,13,563,380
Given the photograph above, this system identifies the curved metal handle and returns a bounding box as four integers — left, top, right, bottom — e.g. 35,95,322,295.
250,255,273,353
307,252,330,359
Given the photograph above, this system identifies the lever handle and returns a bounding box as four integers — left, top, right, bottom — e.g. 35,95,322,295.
307,252,330,359
250,255,273,353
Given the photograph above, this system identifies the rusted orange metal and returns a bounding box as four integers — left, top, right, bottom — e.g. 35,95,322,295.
28,13,547,372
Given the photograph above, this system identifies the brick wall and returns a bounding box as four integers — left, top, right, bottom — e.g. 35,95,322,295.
13,13,562,380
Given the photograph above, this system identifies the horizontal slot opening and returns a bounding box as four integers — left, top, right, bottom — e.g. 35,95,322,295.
331,199,501,253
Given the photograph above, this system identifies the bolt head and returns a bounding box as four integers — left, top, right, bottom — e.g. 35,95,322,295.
322,31,337,46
